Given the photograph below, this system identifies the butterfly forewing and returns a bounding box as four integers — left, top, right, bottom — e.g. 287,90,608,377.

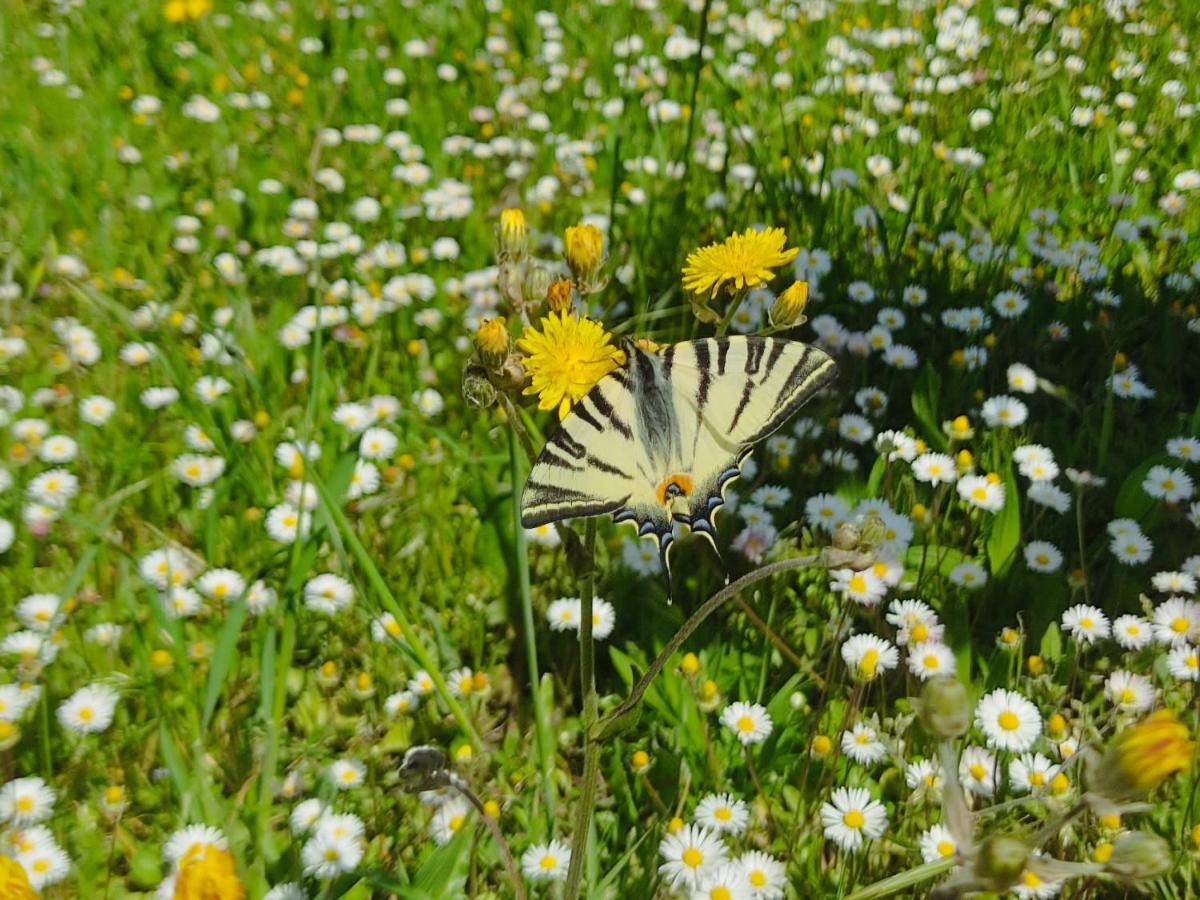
519,373,638,528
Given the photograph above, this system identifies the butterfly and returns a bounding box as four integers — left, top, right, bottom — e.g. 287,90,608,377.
520,335,837,582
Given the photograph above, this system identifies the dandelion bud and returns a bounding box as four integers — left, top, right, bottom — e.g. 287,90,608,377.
973,834,1029,890
518,264,551,308
496,207,528,259
1089,709,1193,802
474,317,510,369
564,223,603,286
462,371,498,410
1104,832,1171,881
770,280,809,328
919,676,971,738
546,279,574,314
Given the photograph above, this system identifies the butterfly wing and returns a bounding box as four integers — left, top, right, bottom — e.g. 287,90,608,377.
520,363,640,529
520,336,837,587
656,336,838,540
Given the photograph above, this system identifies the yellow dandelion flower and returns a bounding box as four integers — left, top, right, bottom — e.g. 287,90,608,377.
518,312,625,420
681,227,799,298
174,845,245,900
0,855,36,899
1092,708,1193,800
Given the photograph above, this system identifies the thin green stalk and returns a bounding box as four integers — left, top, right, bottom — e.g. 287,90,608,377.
312,477,484,752
510,430,557,827
564,518,598,900
843,858,956,900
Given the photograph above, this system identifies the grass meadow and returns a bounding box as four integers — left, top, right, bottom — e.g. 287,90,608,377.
1,0,1200,897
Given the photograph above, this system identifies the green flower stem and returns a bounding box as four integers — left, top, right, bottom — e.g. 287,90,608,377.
510,430,557,827
843,857,956,900
312,477,484,752
597,553,822,738
564,518,599,900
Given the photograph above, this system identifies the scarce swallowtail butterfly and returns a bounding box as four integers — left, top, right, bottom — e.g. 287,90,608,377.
520,335,837,584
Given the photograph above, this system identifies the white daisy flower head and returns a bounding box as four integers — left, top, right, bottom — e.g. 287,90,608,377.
819,786,888,852
841,722,888,765
911,452,957,485
1167,644,1200,682
1143,465,1194,503
841,634,899,682
303,574,354,615
301,827,364,877
1008,753,1061,795
919,824,959,863
289,798,325,834
0,776,56,825
737,850,785,897
1112,614,1152,650
1151,571,1198,595
1061,604,1110,644
957,474,1005,512
720,701,773,745
1007,363,1038,394
829,567,888,607
886,599,942,646
521,838,571,883
959,746,998,797
195,568,246,603
448,667,476,697
164,824,228,868
16,594,61,632
1153,597,1200,645
981,395,1028,428
905,758,943,794
948,561,988,589
1024,541,1063,573
691,861,752,900
659,824,727,890
694,792,750,834
975,688,1042,752
408,670,435,695
57,683,119,734
429,797,472,846
384,690,419,716
327,759,365,790
908,642,957,680
1104,670,1155,713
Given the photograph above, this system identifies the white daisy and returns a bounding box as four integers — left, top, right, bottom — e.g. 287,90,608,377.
1112,614,1152,650
658,824,727,890
918,824,958,863
841,634,899,681
1061,604,1110,644
975,689,1042,752
694,793,749,835
720,702,773,745
841,722,888,765
1009,753,1060,795
521,839,571,883
819,787,888,852
1104,670,1155,713
737,851,785,898
958,746,997,797
907,643,957,680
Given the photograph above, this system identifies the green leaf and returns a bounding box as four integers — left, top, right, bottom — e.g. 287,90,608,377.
412,826,472,898
865,456,887,498
911,363,947,450
202,597,249,730
1040,622,1063,663
986,467,1021,577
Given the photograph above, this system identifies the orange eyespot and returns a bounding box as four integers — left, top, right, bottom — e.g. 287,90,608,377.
655,474,694,506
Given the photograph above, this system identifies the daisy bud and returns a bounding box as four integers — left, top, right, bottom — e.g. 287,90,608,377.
474,317,510,370
564,223,603,287
1104,832,1171,881
1089,709,1193,803
770,280,809,328
919,676,971,738
463,370,498,410
546,279,574,314
496,207,528,260
631,750,651,774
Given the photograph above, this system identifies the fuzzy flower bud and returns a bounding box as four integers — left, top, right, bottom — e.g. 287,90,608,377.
919,676,971,738
1104,832,1172,881
770,280,809,328
564,223,603,287
474,317,510,370
523,265,554,307
546,279,574,314
497,208,528,260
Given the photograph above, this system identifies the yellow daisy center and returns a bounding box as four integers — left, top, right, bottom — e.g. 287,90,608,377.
842,810,865,829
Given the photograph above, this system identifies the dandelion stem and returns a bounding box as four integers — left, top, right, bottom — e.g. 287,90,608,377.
509,430,557,828
598,553,823,738
564,518,599,900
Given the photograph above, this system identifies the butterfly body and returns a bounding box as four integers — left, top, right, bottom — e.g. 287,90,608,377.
521,335,836,578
